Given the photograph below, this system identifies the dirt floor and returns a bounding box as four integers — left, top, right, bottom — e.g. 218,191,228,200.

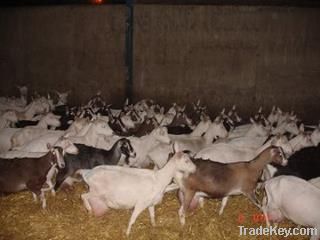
0,183,309,240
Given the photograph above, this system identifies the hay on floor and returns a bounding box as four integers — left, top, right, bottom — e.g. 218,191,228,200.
0,183,308,240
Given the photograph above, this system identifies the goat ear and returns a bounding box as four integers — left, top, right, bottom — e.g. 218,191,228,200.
232,105,236,111
173,141,180,153
196,99,200,106
250,117,255,124
221,108,225,114
258,106,262,113
214,116,221,123
299,123,305,133
124,98,129,106
181,105,186,112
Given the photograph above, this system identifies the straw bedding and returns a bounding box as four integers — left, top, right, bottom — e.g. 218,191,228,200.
0,183,308,240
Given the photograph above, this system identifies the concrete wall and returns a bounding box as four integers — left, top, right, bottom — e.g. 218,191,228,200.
0,5,126,106
0,5,319,120
133,5,320,120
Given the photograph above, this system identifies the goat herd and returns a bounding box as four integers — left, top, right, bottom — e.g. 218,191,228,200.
0,86,319,239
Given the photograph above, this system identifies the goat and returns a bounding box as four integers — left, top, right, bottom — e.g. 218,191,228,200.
262,176,320,240
0,144,65,208
196,135,291,164
67,118,114,148
54,138,136,191
227,118,269,139
79,149,196,235
148,118,228,169
11,113,61,148
272,145,320,180
178,146,287,225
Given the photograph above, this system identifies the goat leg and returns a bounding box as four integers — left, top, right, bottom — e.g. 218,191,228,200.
178,188,195,226
218,196,229,215
126,203,146,236
32,192,38,202
261,196,271,227
148,206,156,227
245,191,262,209
40,190,47,209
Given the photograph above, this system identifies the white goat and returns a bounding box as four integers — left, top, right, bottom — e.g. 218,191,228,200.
11,113,61,148
148,118,228,169
196,136,290,164
271,119,300,136
262,176,320,240
67,118,114,148
80,150,196,236
227,118,269,139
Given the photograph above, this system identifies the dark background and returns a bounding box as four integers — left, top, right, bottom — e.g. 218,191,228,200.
0,1,319,120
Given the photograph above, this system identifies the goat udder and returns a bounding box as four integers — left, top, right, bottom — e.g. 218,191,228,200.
189,196,200,211
88,197,108,217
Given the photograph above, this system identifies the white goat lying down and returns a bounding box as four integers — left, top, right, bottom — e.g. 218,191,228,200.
262,176,320,240
80,150,196,236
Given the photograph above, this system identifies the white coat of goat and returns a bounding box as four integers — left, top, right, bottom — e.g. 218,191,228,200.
0,111,18,128
11,113,62,148
148,118,228,169
262,176,320,240
80,150,196,235
196,135,290,164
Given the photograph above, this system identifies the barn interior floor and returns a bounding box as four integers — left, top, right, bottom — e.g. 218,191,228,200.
0,183,308,240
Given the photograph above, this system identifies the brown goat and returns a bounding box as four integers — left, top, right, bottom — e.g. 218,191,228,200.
0,145,65,208
177,146,287,225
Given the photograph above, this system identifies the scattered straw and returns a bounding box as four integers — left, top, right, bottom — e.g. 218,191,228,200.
0,183,308,240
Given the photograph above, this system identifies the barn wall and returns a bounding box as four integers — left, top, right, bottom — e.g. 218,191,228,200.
0,5,126,106
0,5,319,120
133,5,320,120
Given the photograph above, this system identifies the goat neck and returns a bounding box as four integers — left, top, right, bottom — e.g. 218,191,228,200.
108,140,124,165
249,146,275,171
22,102,37,120
36,116,53,129
154,157,178,191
